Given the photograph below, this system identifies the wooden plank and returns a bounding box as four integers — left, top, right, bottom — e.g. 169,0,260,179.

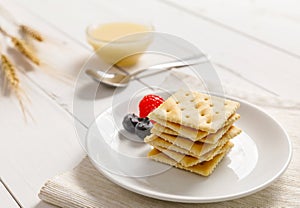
162,0,300,58
0,180,20,208
15,0,300,99
0,71,86,207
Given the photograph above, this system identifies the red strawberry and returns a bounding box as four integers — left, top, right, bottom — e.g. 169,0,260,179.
139,94,164,118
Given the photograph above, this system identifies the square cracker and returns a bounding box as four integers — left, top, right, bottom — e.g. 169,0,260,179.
145,126,241,157
147,143,233,176
154,141,234,167
148,90,240,133
145,135,199,157
151,113,240,143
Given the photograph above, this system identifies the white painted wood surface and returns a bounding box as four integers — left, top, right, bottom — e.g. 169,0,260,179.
0,0,299,207
164,0,300,58
0,180,19,208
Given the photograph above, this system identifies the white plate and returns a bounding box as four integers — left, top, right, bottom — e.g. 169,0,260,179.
85,96,292,203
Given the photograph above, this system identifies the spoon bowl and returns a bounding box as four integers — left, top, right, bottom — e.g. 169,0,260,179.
85,70,130,87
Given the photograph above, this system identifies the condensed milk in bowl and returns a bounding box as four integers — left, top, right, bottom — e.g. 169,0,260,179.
86,21,154,67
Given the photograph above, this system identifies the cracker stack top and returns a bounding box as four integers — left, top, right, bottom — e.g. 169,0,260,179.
148,90,240,133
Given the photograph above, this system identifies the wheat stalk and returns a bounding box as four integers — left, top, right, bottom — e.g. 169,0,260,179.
1,54,33,121
20,25,43,42
0,54,30,120
1,54,19,90
0,27,41,65
11,36,41,65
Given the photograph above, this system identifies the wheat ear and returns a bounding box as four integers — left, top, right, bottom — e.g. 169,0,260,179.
0,27,40,65
20,25,43,42
11,36,40,65
1,54,19,90
1,54,27,117
1,54,33,121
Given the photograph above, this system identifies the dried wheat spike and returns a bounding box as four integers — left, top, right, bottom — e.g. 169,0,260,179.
11,36,40,65
1,54,19,90
1,54,32,121
20,25,43,42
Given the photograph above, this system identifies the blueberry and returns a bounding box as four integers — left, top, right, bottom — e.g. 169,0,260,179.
135,118,153,139
122,113,139,133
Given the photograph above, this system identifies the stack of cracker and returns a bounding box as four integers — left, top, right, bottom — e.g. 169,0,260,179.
144,90,242,176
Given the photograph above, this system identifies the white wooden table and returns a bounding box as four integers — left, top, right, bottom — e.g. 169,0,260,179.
1,0,299,207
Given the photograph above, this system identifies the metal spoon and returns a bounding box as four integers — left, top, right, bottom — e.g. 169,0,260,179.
85,56,209,87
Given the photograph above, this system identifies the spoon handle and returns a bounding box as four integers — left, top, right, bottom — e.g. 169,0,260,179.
130,55,209,77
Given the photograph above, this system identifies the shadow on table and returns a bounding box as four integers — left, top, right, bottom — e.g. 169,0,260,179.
75,81,123,101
